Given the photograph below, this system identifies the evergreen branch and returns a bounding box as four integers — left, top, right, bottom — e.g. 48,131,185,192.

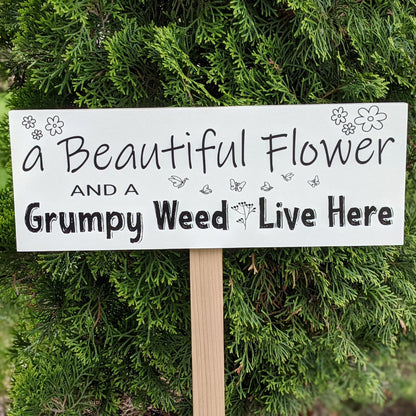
181,78,195,104
94,286,103,328
320,83,343,100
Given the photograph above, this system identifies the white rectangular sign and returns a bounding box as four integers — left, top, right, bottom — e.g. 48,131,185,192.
9,103,408,251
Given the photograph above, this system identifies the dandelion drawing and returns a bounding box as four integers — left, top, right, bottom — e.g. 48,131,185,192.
231,202,256,230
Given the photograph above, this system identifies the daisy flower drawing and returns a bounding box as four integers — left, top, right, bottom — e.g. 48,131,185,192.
22,115,36,129
354,105,387,132
342,122,356,135
330,106,348,125
31,129,43,140
45,115,64,136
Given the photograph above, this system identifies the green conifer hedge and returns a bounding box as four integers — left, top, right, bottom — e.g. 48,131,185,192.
1,1,416,415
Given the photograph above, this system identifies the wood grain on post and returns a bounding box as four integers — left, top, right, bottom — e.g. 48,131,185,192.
190,248,225,416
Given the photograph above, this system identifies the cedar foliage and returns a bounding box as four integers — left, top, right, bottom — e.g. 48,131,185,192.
1,0,416,415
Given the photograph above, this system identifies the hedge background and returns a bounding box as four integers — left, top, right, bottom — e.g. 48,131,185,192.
1,1,416,415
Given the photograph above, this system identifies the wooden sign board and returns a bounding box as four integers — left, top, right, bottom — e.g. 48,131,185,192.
9,103,408,251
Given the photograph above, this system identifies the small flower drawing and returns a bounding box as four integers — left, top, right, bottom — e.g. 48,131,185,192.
22,115,36,129
331,107,348,125
354,105,387,132
342,122,356,135
31,129,43,140
45,115,64,136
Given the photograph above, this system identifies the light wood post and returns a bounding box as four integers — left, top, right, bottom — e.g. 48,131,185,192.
190,248,225,416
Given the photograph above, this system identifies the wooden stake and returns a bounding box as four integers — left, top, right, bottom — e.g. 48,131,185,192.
190,248,225,416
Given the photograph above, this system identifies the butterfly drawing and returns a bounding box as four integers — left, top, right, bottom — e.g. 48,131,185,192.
260,181,273,192
281,172,294,182
168,175,189,188
308,175,320,188
230,179,246,192
200,184,212,195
